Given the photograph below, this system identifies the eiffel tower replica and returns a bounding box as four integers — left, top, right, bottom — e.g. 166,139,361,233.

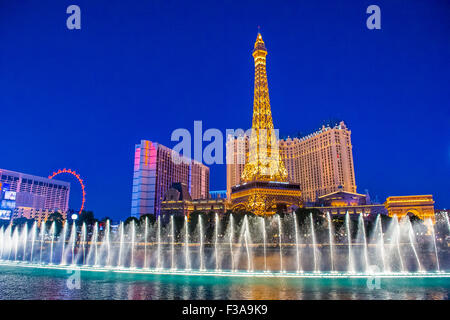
230,33,302,216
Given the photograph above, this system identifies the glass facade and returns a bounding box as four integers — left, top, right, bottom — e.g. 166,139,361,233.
131,140,209,218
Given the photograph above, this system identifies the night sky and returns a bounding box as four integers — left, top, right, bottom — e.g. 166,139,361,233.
1,1,449,221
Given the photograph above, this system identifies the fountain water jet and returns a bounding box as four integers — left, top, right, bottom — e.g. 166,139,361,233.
49,222,56,264
60,222,68,265
310,213,319,273
393,215,405,272
260,217,267,272
118,222,124,268
326,212,334,272
358,213,369,273
13,227,19,261
214,213,220,271
22,224,28,261
92,222,99,266
244,215,252,272
405,217,422,272
144,217,149,269
345,212,354,273
105,220,111,267
277,215,283,272
184,215,190,271
170,216,175,270
374,215,387,272
157,215,162,270
199,215,205,271
81,223,87,265
131,220,136,268
426,218,440,272
39,223,45,264
0,226,4,259
30,222,37,262
229,214,234,271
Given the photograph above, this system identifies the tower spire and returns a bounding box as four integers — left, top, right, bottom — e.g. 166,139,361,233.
241,33,288,182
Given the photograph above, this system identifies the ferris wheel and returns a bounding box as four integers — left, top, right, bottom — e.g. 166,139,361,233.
48,168,86,215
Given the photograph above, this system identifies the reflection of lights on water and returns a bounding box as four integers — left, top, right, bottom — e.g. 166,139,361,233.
1,261,450,279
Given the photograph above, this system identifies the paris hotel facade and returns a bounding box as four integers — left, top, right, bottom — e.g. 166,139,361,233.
226,120,357,204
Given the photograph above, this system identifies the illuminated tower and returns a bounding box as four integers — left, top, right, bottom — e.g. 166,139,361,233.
230,33,301,215
241,33,288,183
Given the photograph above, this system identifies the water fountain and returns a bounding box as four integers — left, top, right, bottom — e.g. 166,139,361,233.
0,212,449,279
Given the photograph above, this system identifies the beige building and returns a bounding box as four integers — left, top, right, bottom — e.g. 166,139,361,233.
226,121,357,204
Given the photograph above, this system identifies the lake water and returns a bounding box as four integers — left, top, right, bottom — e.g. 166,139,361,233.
0,265,449,300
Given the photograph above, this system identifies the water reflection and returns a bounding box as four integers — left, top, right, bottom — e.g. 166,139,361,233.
0,266,448,300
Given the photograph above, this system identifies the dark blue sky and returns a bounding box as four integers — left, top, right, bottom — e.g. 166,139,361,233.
1,1,449,221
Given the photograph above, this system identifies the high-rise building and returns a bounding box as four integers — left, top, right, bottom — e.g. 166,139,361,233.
130,140,209,217
279,121,356,203
227,121,357,204
0,168,70,222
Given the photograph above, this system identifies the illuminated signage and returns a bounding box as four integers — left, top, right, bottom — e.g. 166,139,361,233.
4,191,16,201
0,209,11,220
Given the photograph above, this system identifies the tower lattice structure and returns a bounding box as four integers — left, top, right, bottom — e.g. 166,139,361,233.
241,33,288,183
230,33,301,216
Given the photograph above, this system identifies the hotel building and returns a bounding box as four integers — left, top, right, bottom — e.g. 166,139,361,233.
0,168,70,223
226,121,357,204
130,140,209,217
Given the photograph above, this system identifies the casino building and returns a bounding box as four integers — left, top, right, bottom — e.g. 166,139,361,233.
130,140,210,217
0,168,70,223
